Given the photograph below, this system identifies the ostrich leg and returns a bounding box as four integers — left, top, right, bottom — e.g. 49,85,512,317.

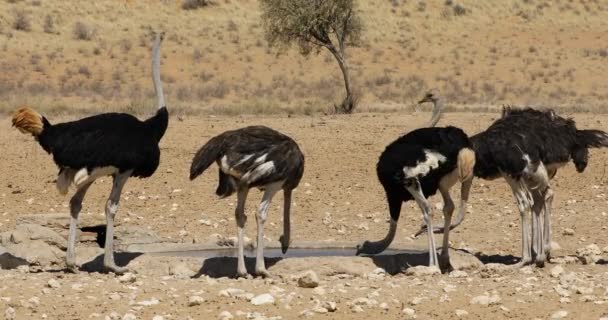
235,187,249,278
405,179,439,267
103,170,132,274
254,182,281,278
543,187,554,261
279,189,292,254
531,189,547,267
438,186,455,272
66,182,93,272
506,177,534,267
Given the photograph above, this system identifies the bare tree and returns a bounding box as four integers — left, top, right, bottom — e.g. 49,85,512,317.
260,0,363,113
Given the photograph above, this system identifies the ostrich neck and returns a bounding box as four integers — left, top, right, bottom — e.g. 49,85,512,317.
427,99,442,127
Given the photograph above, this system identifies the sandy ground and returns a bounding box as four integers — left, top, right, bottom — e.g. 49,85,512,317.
1,112,608,319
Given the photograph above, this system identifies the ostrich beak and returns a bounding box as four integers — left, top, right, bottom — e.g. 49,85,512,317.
418,97,430,104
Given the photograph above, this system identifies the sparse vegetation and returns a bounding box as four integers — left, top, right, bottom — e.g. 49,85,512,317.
181,0,210,10
12,10,31,31
73,22,96,41
43,15,55,34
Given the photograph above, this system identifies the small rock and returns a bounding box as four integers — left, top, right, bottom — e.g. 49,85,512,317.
118,272,137,284
405,265,440,277
297,270,319,288
218,311,234,320
4,307,15,320
168,263,195,279
550,310,568,319
122,314,137,320
188,296,205,307
449,270,468,278
550,265,564,278
351,305,364,313
250,294,275,306
322,301,337,312
402,307,416,319
218,288,254,300
563,228,575,236
455,309,468,317
470,294,501,306
576,244,602,265
152,316,164,320
106,311,121,320
47,279,61,289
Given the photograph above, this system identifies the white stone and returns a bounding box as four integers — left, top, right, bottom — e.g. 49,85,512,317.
152,316,164,320
402,307,416,319
470,294,501,306
322,301,337,312
404,266,440,277
122,314,137,320
47,279,61,289
550,265,564,278
218,311,234,320
550,310,568,319
4,307,15,320
455,309,468,317
118,272,137,284
137,298,160,306
250,294,275,306
218,288,254,300
188,295,205,307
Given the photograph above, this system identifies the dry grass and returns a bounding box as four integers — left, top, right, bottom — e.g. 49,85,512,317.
0,0,607,116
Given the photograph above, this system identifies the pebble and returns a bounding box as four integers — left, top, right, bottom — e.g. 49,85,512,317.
106,311,121,320
562,228,575,236
402,307,416,319
219,288,254,300
188,296,205,306
152,316,165,320
250,294,275,306
405,266,440,277
118,273,137,284
322,301,337,312
449,270,468,278
218,311,234,320
455,309,468,317
576,244,602,264
47,279,61,289
169,263,195,279
4,307,15,320
550,265,564,278
297,271,319,288
470,294,501,306
122,313,137,320
550,310,568,319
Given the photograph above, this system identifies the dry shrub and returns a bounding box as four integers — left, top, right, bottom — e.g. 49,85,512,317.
182,0,210,10
12,10,31,31
73,22,96,41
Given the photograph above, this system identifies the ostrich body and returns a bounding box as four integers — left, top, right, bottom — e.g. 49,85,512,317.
190,126,304,277
12,33,168,274
357,92,476,271
419,105,608,267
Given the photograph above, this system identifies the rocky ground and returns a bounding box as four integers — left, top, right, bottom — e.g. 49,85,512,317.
1,112,608,319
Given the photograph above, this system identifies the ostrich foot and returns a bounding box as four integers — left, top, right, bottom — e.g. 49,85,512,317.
66,264,79,274
513,258,534,269
255,268,271,279
104,264,128,275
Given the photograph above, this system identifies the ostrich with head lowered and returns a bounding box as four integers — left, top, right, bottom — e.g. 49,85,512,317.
190,126,304,278
417,101,608,267
12,33,168,274
356,91,476,271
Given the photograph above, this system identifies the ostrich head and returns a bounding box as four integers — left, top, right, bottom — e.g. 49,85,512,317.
418,90,440,104
417,90,442,127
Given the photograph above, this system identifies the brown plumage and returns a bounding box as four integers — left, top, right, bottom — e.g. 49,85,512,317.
12,107,44,136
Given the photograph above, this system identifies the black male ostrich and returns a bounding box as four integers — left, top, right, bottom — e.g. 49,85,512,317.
190,126,304,278
418,105,608,267
356,91,476,271
12,33,168,274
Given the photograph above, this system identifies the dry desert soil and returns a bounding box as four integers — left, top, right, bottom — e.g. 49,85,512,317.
1,112,608,319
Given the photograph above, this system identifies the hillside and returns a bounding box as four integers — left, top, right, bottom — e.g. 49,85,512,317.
0,0,607,114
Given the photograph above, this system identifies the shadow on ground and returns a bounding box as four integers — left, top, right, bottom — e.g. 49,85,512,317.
80,252,143,273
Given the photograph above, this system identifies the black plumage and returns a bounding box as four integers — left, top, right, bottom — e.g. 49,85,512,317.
357,91,476,271
428,106,608,268
11,33,168,274
190,125,304,278
470,107,608,267
36,108,168,178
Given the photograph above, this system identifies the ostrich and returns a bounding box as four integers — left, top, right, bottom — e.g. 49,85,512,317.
11,32,168,274
356,91,476,271
189,126,304,278
417,103,608,267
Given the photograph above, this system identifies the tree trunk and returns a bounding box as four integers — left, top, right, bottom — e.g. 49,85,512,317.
328,45,355,114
